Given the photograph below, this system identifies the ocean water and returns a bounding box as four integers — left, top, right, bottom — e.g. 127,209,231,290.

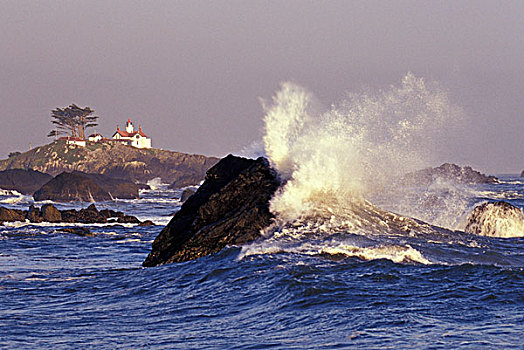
0,176,523,349
2,76,524,348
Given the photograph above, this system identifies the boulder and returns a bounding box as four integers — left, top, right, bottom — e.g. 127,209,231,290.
0,207,25,222
26,205,43,223
402,163,498,186
465,201,524,238
521,170,524,177
33,171,139,202
41,204,62,222
138,220,155,226
0,169,53,194
143,155,281,267
118,215,141,224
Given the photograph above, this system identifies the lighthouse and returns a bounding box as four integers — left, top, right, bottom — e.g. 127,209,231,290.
126,118,134,133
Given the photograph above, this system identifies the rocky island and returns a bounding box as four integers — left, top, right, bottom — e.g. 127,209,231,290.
402,163,498,186
0,141,219,188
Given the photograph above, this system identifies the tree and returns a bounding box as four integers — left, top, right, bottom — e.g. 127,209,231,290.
47,104,98,139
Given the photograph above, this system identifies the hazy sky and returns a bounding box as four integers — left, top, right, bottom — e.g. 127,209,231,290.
1,0,523,173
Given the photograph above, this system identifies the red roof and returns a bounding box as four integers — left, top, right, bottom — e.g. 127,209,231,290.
114,130,147,138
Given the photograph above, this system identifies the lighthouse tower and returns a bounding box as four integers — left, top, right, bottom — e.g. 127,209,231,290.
125,118,134,133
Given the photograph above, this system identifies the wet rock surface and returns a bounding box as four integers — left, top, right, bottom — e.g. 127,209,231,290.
33,171,139,202
0,204,144,225
143,155,281,266
0,169,53,194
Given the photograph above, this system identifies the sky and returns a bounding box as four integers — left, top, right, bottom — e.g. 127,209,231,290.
0,0,523,173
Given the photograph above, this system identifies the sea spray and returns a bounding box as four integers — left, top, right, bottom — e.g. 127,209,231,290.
262,73,462,224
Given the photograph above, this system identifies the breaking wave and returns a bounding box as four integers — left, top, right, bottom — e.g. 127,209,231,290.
263,73,462,223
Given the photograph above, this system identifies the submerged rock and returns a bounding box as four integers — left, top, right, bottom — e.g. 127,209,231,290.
143,155,281,267
138,220,155,226
0,169,53,195
402,163,498,186
465,201,524,238
53,227,93,237
33,171,139,202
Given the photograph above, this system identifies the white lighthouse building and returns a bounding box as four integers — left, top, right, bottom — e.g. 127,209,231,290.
112,119,152,149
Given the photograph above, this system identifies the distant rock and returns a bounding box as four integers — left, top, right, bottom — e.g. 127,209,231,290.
402,163,498,186
143,155,281,267
0,203,145,225
138,220,155,226
33,171,139,202
0,169,52,194
465,201,524,238
521,170,524,177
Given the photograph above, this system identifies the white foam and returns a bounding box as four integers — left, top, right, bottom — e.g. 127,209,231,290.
465,202,524,238
262,74,462,223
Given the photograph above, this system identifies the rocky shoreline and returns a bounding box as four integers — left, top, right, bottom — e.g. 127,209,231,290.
0,203,151,225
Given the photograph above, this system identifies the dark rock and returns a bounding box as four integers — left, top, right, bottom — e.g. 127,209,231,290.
78,173,139,200
521,170,524,177
118,215,141,224
465,201,524,237
180,188,196,202
6,203,142,224
138,220,155,226
0,169,53,195
0,207,25,222
41,204,62,222
136,183,150,190
99,209,125,219
402,163,498,186
54,227,94,237
33,171,139,202
26,205,43,223
143,154,281,267
75,204,107,224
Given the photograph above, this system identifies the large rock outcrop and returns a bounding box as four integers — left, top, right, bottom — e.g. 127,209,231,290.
465,201,524,238
33,171,139,202
0,141,218,187
0,169,52,194
520,170,524,177
143,155,281,266
402,163,498,186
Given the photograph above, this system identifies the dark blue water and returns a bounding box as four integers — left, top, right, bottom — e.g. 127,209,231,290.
1,177,523,349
